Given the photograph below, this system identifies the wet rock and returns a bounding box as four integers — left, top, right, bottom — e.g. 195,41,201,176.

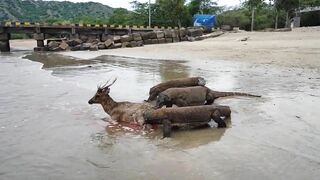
104,39,114,48
120,35,133,43
132,33,142,41
59,41,70,51
97,42,106,49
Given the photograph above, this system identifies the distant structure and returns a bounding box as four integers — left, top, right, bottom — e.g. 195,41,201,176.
193,14,216,31
292,6,320,28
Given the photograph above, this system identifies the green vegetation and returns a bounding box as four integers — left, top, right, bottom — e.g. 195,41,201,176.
0,0,319,30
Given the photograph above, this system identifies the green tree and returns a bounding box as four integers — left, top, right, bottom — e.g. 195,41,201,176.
188,0,221,15
156,0,190,27
244,0,264,31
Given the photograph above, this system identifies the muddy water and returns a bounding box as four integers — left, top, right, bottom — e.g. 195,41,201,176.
1,50,320,180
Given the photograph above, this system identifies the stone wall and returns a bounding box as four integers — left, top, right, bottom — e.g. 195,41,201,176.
46,28,210,52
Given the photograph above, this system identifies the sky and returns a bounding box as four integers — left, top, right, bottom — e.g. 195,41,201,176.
49,0,243,9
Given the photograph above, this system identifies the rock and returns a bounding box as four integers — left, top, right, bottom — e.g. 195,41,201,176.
121,42,130,48
136,41,144,46
172,30,178,38
173,37,180,42
179,29,187,38
101,34,113,42
164,30,173,38
87,38,100,45
79,35,88,42
141,32,157,40
156,31,165,39
120,35,133,43
165,38,173,43
221,25,232,31
59,41,70,50
240,37,249,41
132,33,142,41
89,45,98,51
180,37,188,41
128,41,137,47
187,29,203,37
187,37,196,42
80,43,92,50
158,38,166,44
51,47,63,51
104,39,114,48
66,39,82,47
113,36,121,43
151,39,158,44
47,41,60,50
97,42,106,49
113,43,122,48
144,39,153,45
70,44,81,51
194,36,204,41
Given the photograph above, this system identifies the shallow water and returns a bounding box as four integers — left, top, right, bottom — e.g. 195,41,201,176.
1,49,320,180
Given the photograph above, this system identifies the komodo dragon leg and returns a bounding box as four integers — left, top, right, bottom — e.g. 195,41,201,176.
162,119,172,138
211,110,227,128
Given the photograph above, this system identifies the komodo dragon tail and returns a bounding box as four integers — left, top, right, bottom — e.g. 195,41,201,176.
211,91,261,98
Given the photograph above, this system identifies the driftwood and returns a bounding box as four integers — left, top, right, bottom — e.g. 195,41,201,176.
143,105,231,137
147,77,206,102
156,86,261,108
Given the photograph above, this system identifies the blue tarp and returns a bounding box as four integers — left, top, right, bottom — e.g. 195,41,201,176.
193,14,216,29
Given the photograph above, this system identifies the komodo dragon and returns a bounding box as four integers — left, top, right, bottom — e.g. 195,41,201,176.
156,86,261,108
147,77,206,102
143,105,231,137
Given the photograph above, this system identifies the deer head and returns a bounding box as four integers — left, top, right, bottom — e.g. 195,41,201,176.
88,78,117,104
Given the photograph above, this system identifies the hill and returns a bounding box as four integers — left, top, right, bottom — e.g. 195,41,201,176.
0,0,114,22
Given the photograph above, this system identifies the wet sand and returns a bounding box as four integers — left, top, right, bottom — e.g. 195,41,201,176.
1,28,320,180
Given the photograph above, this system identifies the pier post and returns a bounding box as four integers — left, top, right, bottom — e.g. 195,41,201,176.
33,33,46,51
0,33,10,52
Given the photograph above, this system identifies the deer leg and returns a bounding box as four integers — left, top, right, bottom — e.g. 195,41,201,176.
162,119,172,138
212,110,226,128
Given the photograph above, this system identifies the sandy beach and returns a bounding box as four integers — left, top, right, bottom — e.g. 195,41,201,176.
56,26,320,68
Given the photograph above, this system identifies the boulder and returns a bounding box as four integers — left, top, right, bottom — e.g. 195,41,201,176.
187,37,196,42
173,37,180,42
141,32,157,40
97,42,106,49
113,36,121,43
47,41,60,50
187,29,203,37
121,42,130,48
132,33,142,41
104,39,114,48
59,41,70,51
101,34,113,42
89,45,98,51
151,39,158,44
120,35,133,43
164,30,173,38
165,38,173,43
128,41,137,47
113,43,122,48
144,39,153,45
156,31,165,39
79,35,88,42
180,37,188,41
172,30,178,38
66,39,82,47
158,38,166,44
70,44,81,51
136,41,144,47
80,43,92,50
179,29,187,38
87,38,100,45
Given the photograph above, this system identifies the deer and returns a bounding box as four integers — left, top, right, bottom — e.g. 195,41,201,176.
88,78,154,127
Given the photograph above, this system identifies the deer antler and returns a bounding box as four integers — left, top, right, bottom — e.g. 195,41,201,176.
105,78,117,88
